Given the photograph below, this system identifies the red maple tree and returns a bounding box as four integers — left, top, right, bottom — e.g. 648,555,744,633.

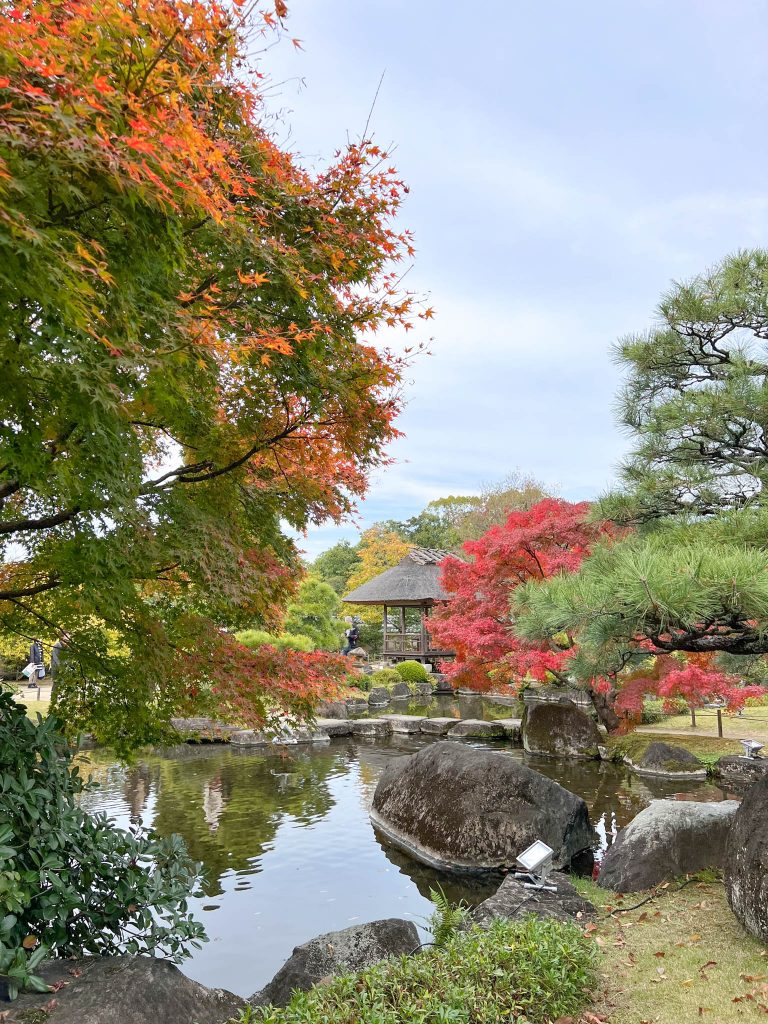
430,499,612,691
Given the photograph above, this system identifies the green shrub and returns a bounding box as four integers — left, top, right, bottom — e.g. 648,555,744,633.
236,629,315,653
641,698,665,724
249,916,595,1024
348,672,372,692
395,660,429,683
368,668,402,688
0,692,205,999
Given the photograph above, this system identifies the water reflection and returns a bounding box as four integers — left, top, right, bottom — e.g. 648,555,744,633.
80,735,730,997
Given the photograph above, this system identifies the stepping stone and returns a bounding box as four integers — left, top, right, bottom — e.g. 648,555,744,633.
419,717,458,736
379,714,426,733
349,718,393,737
314,718,353,737
494,718,523,741
447,719,505,739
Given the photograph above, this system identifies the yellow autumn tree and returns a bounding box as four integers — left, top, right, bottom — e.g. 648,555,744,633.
344,527,412,652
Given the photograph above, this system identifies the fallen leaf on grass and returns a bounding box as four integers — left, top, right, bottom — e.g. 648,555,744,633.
654,951,666,958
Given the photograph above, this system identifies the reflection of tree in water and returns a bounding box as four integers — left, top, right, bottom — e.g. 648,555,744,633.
149,745,349,897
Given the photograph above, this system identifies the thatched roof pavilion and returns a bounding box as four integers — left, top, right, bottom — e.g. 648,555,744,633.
343,548,455,662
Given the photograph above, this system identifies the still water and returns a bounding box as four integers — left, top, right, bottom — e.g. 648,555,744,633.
80,728,729,997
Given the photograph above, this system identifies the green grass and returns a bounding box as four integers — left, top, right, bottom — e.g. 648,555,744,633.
245,916,596,1024
608,730,742,764
573,876,768,1023
648,705,768,743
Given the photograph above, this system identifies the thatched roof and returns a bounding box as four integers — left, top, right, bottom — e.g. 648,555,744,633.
342,548,453,606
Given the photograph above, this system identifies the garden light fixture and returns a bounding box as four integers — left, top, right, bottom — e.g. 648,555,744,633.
740,739,764,759
513,840,557,892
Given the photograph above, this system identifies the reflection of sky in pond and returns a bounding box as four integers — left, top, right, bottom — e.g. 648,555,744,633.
81,732,732,997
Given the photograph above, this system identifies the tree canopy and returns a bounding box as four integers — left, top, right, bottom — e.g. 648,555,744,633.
0,0,425,749
513,252,768,702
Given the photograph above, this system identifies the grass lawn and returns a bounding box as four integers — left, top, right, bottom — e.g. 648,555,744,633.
608,730,742,764
573,876,768,1023
641,705,768,744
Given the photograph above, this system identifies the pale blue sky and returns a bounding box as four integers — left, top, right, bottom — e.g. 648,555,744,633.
265,0,768,559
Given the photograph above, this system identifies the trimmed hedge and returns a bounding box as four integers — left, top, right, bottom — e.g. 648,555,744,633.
395,660,429,683
368,668,402,687
250,916,596,1024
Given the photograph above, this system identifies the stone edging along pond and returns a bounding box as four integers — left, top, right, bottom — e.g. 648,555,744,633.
167,711,768,787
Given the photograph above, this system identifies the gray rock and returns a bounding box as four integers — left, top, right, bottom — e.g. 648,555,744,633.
370,741,596,872
433,675,454,694
170,717,241,742
447,719,505,739
368,687,391,706
316,700,348,720
390,682,412,699
725,775,768,941
345,697,369,712
230,729,268,746
716,755,768,786
350,718,392,737
522,700,601,759
494,718,523,742
380,714,426,733
419,717,458,735
315,718,353,737
348,647,368,661
627,741,706,779
414,680,434,696
598,799,740,892
470,871,596,928
3,956,244,1024
250,919,419,1007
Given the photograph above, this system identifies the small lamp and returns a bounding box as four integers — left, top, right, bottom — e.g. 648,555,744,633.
740,739,764,759
513,840,557,892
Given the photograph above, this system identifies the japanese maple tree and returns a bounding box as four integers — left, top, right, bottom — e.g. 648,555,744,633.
430,499,612,695
0,0,428,750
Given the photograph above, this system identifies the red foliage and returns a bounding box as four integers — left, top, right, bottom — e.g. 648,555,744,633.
181,630,346,730
430,499,613,690
614,655,768,721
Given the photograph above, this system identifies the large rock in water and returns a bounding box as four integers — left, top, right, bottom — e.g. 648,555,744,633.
250,919,419,1007
522,700,601,759
598,799,740,892
370,741,596,872
470,871,596,928
725,776,768,941
3,956,244,1024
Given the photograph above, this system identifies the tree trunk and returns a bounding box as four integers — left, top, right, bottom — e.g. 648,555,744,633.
591,687,620,732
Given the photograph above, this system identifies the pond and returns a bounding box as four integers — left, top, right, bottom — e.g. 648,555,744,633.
80,728,731,998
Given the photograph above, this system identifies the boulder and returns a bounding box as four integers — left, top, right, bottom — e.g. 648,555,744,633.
3,956,244,1024
598,799,740,892
627,741,706,779
470,871,596,928
368,687,391,706
250,919,419,1007
380,714,426,733
370,741,596,872
432,674,454,694
716,755,768,786
725,775,768,941
522,700,601,759
350,718,392,738
447,719,505,740
419,717,458,736
345,696,369,712
316,700,348,720
348,646,368,661
414,680,434,696
390,682,412,699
